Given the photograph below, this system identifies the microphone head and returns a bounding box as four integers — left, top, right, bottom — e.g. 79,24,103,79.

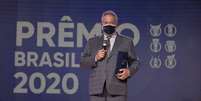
102,40,108,50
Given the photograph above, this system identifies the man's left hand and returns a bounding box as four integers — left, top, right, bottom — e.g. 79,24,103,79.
116,68,130,80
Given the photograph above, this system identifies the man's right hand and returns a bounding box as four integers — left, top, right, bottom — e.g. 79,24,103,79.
95,49,107,61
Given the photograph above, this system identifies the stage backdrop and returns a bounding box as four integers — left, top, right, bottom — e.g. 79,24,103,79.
0,0,201,101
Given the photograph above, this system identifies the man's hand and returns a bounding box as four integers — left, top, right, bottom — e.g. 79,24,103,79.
95,49,107,61
116,68,130,80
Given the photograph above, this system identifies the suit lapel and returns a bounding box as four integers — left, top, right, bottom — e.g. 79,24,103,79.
96,35,104,49
107,34,121,60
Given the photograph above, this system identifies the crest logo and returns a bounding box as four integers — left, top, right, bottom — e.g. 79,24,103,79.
150,38,161,53
165,54,177,69
164,24,177,37
149,56,162,68
149,24,161,37
165,40,176,53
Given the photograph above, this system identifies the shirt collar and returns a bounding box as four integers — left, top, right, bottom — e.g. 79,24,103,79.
103,32,117,39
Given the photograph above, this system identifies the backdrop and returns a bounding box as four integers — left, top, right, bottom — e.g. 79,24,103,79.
0,0,201,101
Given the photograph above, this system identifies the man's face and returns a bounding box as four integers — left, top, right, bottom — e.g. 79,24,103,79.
102,14,117,26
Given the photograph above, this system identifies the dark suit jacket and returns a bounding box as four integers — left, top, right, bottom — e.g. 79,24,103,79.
80,34,139,95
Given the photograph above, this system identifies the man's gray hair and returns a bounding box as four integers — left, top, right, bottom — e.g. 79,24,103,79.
101,10,118,25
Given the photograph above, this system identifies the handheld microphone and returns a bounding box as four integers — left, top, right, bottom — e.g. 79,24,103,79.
102,40,108,50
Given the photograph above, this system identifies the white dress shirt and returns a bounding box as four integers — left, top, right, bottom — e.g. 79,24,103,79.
104,33,117,51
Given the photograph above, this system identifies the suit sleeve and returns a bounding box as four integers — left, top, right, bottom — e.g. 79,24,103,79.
80,38,97,68
127,40,140,76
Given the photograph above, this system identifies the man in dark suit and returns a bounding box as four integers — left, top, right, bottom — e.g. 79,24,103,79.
80,10,139,101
